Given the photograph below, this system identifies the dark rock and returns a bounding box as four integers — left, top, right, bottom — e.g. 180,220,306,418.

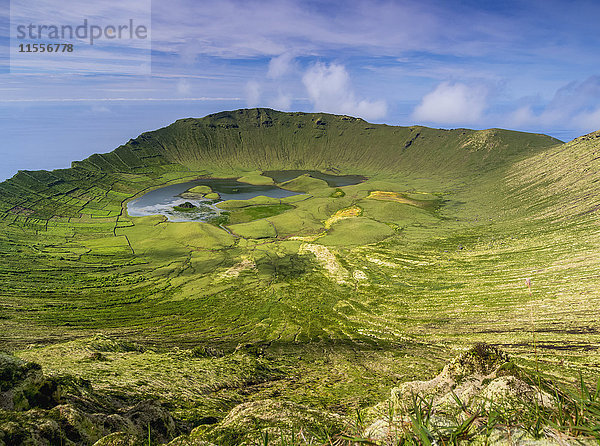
0,355,180,445
124,400,178,443
0,353,59,411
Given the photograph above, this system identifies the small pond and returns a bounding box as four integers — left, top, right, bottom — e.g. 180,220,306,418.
127,171,366,222
127,178,301,222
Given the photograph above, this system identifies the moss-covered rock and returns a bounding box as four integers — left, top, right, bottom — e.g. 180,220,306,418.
388,343,515,409
0,353,60,411
166,435,216,445
199,399,346,445
173,202,197,211
0,353,181,445
445,342,511,380
0,353,42,392
365,344,556,444
92,432,143,446
122,400,178,442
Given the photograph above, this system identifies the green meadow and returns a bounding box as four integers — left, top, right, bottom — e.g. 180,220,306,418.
1,109,600,444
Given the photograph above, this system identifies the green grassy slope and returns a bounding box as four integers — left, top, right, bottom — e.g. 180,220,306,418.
0,109,559,222
4,108,600,444
135,109,559,175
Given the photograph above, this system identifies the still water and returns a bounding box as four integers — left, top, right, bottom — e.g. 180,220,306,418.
127,171,365,222
127,178,300,222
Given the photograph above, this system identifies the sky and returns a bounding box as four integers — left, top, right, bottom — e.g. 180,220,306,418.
1,0,600,180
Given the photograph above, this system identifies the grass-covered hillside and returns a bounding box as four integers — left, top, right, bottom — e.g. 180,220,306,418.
2,108,600,445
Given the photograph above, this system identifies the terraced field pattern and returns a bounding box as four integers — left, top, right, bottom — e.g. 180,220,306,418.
2,108,600,444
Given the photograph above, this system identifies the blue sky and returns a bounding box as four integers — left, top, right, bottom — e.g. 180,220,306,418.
1,0,600,180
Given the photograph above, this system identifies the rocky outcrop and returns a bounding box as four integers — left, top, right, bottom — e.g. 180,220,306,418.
364,344,561,445
0,353,178,446
175,399,346,445
0,354,59,411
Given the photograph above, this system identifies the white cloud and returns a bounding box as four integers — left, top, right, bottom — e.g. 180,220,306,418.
149,0,523,61
302,62,387,120
412,82,488,125
267,53,295,79
245,81,261,107
269,91,292,110
509,105,536,127
508,76,600,134
574,108,600,130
